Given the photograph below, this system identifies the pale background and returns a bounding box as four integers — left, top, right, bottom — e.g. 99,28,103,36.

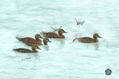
0,0,118,79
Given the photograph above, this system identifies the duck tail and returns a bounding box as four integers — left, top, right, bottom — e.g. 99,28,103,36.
16,37,22,41
13,49,18,51
73,38,78,42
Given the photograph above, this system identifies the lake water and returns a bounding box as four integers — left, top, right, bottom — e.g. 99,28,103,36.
0,0,119,79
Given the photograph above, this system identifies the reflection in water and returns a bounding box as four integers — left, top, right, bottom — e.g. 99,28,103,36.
21,53,40,61
85,43,99,50
27,53,39,58
54,39,65,45
43,45,49,51
52,39,66,49
94,43,99,50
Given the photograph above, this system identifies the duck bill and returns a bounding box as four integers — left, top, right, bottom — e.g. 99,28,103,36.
37,47,41,50
63,31,67,33
98,36,102,38
39,35,42,38
48,40,52,42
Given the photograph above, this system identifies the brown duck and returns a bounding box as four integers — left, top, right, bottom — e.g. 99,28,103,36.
13,38,51,53
16,34,42,48
73,33,102,43
42,29,67,39
13,47,38,53
43,38,51,45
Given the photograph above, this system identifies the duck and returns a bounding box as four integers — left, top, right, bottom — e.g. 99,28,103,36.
43,38,51,45
13,47,38,53
73,33,102,43
42,29,67,39
13,38,51,53
16,34,42,48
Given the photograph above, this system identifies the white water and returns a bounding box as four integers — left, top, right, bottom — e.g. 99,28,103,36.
0,0,119,79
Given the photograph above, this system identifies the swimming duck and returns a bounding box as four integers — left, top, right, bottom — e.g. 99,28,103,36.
42,29,67,39
16,34,42,48
13,47,38,53
73,33,102,43
43,38,51,45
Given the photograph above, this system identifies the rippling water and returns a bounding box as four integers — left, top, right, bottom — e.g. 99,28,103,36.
0,0,119,79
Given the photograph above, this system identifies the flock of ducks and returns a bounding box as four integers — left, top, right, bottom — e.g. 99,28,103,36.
13,19,102,53
13,34,51,53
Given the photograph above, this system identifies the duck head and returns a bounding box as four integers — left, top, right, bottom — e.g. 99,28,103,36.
35,34,42,40
93,33,102,39
58,29,67,35
43,38,51,45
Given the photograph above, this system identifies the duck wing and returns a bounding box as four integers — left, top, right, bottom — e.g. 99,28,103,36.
79,37,93,43
16,37,35,42
77,21,85,25
42,32,58,38
16,37,41,46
